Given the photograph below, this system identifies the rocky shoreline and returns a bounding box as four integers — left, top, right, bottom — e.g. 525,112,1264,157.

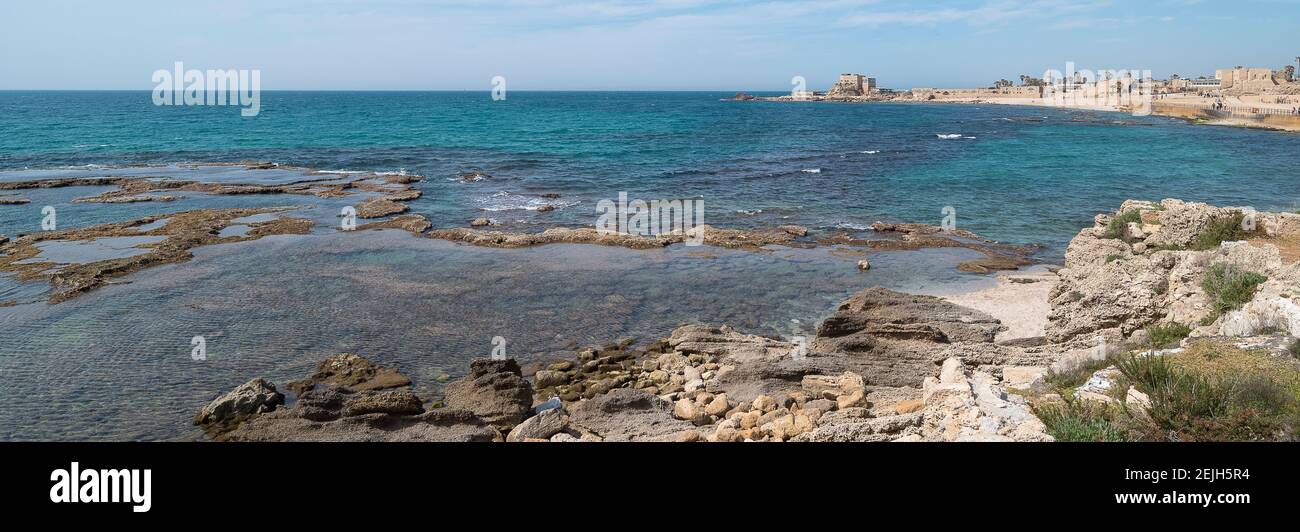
1,165,1036,304
195,198,1300,442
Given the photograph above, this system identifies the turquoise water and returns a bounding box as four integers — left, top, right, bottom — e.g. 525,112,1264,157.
0,232,993,440
4,91,1299,252
2,91,1299,440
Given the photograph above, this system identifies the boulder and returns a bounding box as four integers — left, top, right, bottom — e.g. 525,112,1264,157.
568,388,694,441
194,378,284,430
533,369,569,388
443,358,535,431
801,372,866,399
506,407,570,442
286,353,411,395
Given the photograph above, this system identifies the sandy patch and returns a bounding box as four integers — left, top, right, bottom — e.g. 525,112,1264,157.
941,266,1057,342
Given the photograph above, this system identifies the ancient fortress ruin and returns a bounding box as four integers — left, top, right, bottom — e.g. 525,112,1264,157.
826,73,877,98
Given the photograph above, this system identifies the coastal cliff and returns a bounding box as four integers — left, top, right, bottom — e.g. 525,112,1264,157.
196,199,1300,442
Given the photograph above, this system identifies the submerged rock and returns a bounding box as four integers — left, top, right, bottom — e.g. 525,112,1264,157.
356,214,432,234
0,208,315,303
354,197,410,218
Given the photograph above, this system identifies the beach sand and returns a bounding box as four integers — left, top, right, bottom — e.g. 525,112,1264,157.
941,266,1057,342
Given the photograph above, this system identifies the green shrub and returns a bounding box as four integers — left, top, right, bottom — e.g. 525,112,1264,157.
1289,339,1300,361
1200,264,1267,319
1105,254,1125,263
1104,209,1143,240
1145,323,1191,348
1034,401,1132,442
1045,356,1114,393
1191,212,1247,250
1114,353,1286,441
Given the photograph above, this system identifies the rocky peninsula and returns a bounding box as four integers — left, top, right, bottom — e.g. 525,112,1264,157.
195,199,1300,442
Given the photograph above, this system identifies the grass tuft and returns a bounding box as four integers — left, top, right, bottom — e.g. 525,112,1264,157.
1200,264,1267,321
1191,212,1247,251
1145,322,1191,348
1104,209,1143,240
1034,400,1131,442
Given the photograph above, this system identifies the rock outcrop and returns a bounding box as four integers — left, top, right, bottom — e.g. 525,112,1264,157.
1047,199,1300,343
193,378,284,435
197,355,503,442
567,389,694,441
192,198,1300,443
287,353,412,395
442,359,535,431
222,387,500,442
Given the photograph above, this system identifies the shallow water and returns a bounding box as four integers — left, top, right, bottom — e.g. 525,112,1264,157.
0,230,994,440
16,235,166,264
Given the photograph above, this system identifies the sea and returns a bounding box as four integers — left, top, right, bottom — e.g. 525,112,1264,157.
1,90,1298,440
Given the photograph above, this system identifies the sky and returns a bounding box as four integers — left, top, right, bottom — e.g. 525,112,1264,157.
1,0,1297,91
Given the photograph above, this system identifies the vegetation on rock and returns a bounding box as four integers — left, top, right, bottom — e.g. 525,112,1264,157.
1201,264,1268,321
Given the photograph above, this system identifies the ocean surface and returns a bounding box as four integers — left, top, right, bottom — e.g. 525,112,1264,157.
2,91,1299,440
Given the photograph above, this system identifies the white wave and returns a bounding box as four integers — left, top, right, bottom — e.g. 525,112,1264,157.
860,150,880,154
736,209,763,215
475,191,578,212
801,168,821,174
963,136,976,139
936,134,963,139
835,222,870,230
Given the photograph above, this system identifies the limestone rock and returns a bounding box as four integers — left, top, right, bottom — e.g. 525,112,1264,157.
507,407,569,442
221,387,498,442
568,388,694,441
194,378,284,430
443,358,535,431
533,369,569,389
286,353,411,395
801,372,866,399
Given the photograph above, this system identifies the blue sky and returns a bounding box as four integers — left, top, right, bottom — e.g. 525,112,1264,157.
2,0,1297,90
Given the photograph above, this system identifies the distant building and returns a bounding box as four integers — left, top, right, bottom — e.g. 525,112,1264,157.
827,73,874,98
1216,67,1283,92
